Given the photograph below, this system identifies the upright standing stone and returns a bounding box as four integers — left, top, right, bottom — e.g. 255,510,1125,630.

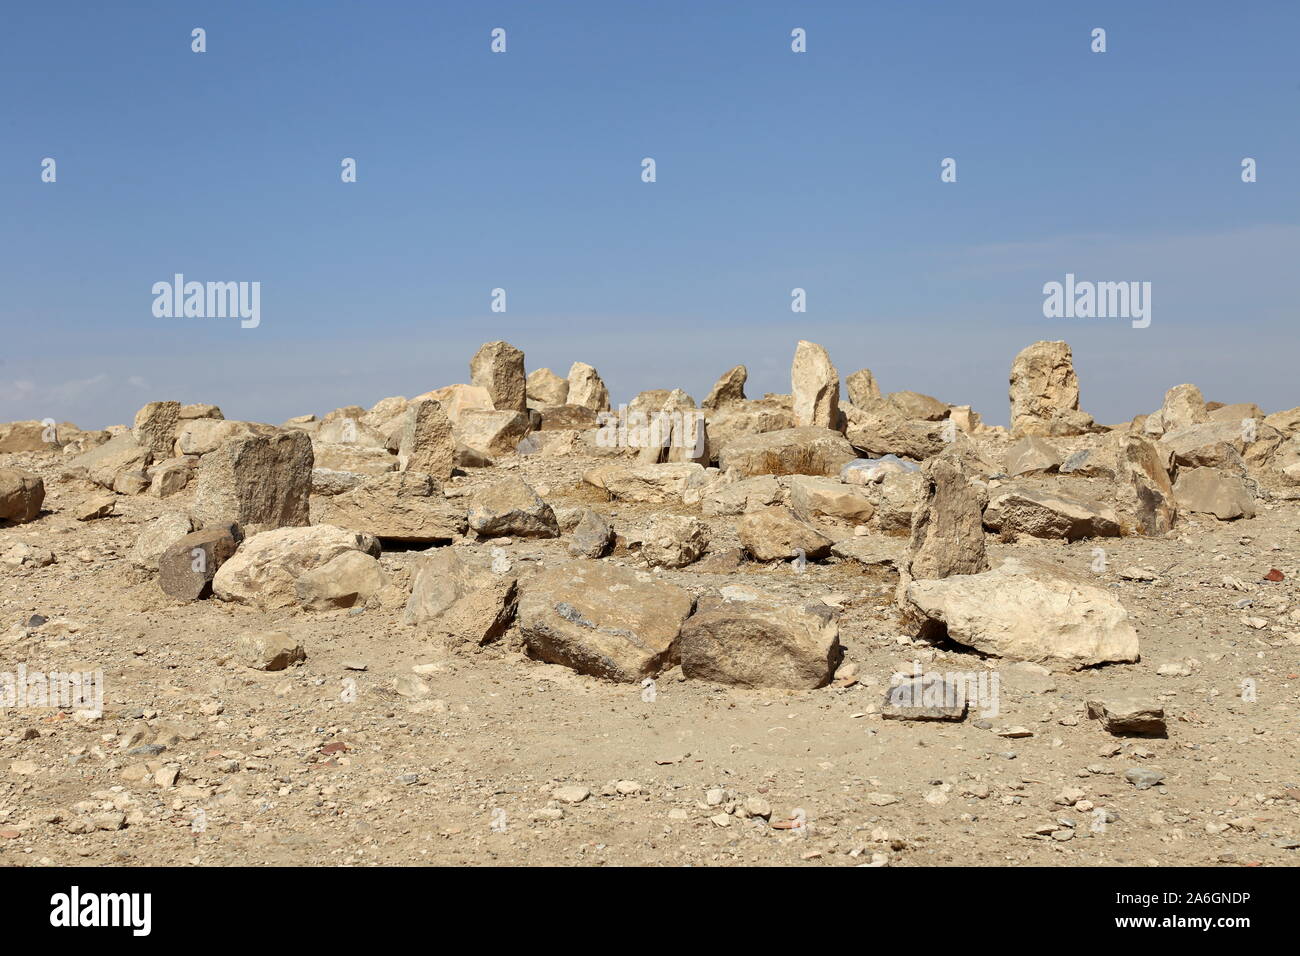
470,341,527,414
702,366,747,410
1008,341,1094,437
846,369,882,408
791,340,840,429
133,401,181,460
1117,435,1177,534
397,399,455,478
194,431,313,534
566,362,611,411
906,452,989,581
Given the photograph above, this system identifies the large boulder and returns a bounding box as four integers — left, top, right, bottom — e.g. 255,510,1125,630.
566,362,610,411
701,475,783,516
313,471,466,542
786,476,875,529
526,368,570,407
680,591,841,689
405,547,519,645
845,406,949,460
1003,436,1062,476
791,340,840,429
702,365,747,410
518,563,695,682
174,419,278,456
1143,384,1208,438
582,462,711,503
129,511,196,569
905,453,989,581
455,408,530,458
639,514,709,568
718,426,856,478
470,340,527,414
0,469,44,524
66,431,151,490
1116,435,1176,535
158,523,243,601
1172,467,1256,520
703,400,796,463
397,399,455,479
904,556,1140,667
194,431,313,534
467,476,559,538
132,401,181,460
738,506,834,562
983,487,1121,540
293,550,386,610
885,391,948,422
212,524,380,609
1008,341,1094,437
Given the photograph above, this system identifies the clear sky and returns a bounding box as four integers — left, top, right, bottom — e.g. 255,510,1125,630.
3,1,1298,429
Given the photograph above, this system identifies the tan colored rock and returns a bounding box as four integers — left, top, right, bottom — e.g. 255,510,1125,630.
66,432,150,489
983,487,1121,540
702,475,783,516
194,431,313,534
454,408,530,458
147,457,195,497
718,426,856,478
886,391,948,422
236,631,306,671
0,420,85,453
1117,435,1176,535
904,556,1140,668
905,453,989,581
1003,436,1062,476
518,562,694,682
582,462,710,503
178,403,223,420
1086,698,1166,736
294,550,386,610
132,401,181,460
0,469,44,524
639,514,709,568
467,476,559,538
75,494,117,521
311,443,398,475
526,368,570,407
1144,384,1208,438
470,340,527,413
680,593,841,689
568,508,613,558
1008,341,1094,437
397,399,455,479
846,369,882,408
845,406,949,461
1263,406,1300,437
702,366,747,410
1172,467,1255,520
405,547,519,645
313,471,466,542
703,400,796,463
212,524,379,610
787,476,875,529
420,384,493,424
738,506,834,562
791,340,840,429
129,512,195,569
174,419,278,456
566,362,610,411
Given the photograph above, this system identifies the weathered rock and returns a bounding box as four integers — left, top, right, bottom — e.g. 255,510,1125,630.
0,469,44,524
983,487,1121,541
583,462,710,502
1159,421,1263,471
397,399,455,479
904,556,1140,667
841,455,918,485
535,404,598,431
174,419,278,456
67,432,150,489
405,547,519,645
525,367,570,407
787,476,875,528
455,409,531,458
905,453,989,581
132,401,181,460
0,419,79,453
470,340,527,414
158,523,242,600
718,426,856,478
1086,698,1166,736
679,592,841,689
1172,467,1256,520
294,550,386,610
1059,447,1114,478
313,471,466,542
880,675,968,721
701,475,783,516
1003,436,1063,476
1008,341,1094,437
129,512,195,569
639,514,709,568
146,457,195,497
567,509,613,558
845,406,949,460
1263,406,1300,437
886,391,948,422
566,362,610,411
862,470,926,532
75,494,117,521
829,536,902,568
237,631,306,671
518,563,694,682
467,476,559,538
738,506,834,562
1117,435,1177,535
194,431,313,534
846,369,882,408
311,442,398,475
702,401,796,463
420,384,493,424
1144,383,1207,438
702,365,747,410
791,341,840,430
179,403,223,420
211,525,379,609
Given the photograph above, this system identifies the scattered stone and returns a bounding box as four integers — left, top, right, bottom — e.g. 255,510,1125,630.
0,469,45,524
679,593,841,689
1086,699,1167,736
236,631,306,671
467,476,559,538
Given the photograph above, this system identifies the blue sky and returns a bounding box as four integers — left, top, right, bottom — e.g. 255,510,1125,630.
3,1,1298,429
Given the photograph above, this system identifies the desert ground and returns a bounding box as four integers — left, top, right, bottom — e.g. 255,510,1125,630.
0,339,1297,867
